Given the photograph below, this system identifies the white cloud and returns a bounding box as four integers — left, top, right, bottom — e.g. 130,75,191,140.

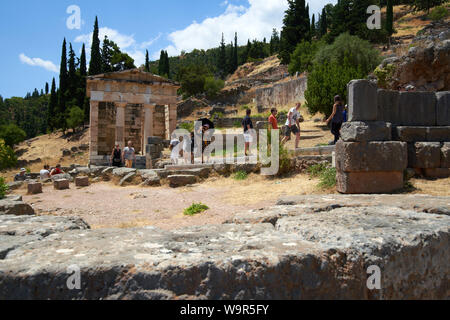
75,27,161,66
19,54,59,73
155,0,337,58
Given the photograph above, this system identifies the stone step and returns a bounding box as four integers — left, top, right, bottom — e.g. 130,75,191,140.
295,145,335,156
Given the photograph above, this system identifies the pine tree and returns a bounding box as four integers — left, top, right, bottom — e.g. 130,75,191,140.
270,29,280,55
413,0,445,14
88,16,102,75
58,38,68,129
48,78,57,131
218,33,227,79
145,50,150,72
101,36,113,73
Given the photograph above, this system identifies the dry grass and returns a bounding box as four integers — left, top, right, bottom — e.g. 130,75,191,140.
409,177,450,196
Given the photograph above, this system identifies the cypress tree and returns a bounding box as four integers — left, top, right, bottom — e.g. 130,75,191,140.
45,82,49,95
88,16,102,75
233,32,238,72
158,50,165,75
80,44,87,78
320,7,328,37
48,78,57,131
58,38,68,129
68,43,77,100
218,33,227,79
145,50,150,72
165,51,170,78
311,14,316,38
386,0,394,37
101,36,113,73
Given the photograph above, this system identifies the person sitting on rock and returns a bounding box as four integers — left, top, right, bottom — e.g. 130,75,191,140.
14,168,27,182
50,164,63,176
40,165,51,181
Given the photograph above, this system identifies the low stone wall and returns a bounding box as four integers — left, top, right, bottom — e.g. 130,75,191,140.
255,76,307,108
0,195,448,299
337,80,450,194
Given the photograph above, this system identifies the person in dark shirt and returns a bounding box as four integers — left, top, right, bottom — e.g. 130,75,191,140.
242,109,254,157
326,95,345,145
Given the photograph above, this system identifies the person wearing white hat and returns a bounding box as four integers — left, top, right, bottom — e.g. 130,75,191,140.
14,168,27,182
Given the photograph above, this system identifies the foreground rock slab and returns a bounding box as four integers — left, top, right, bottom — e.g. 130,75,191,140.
0,196,448,300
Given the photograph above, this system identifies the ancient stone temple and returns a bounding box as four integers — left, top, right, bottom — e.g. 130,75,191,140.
86,69,180,167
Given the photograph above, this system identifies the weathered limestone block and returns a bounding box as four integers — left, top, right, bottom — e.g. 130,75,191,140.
119,172,136,187
340,121,392,142
336,141,408,172
27,182,42,195
347,80,378,121
0,199,35,216
377,89,400,124
168,175,197,188
337,171,404,194
75,176,89,187
436,91,450,126
112,168,136,177
51,174,73,182
53,179,69,190
168,168,211,179
408,142,441,169
0,204,448,300
394,127,428,142
398,92,437,126
441,143,450,168
423,168,450,178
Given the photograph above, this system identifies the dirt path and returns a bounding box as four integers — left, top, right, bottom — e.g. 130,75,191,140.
19,174,327,230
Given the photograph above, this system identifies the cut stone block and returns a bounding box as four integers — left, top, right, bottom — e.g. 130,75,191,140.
53,179,69,190
377,89,400,124
394,127,428,142
27,182,42,195
441,143,450,168
148,136,163,145
426,127,450,142
423,168,450,179
398,92,436,126
340,121,392,142
168,175,197,188
336,141,408,172
119,173,136,187
75,176,89,187
348,80,378,121
337,171,404,194
436,91,450,126
408,142,441,169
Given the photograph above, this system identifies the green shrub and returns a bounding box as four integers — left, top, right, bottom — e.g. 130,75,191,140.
0,124,26,147
0,140,17,170
277,144,294,176
318,167,337,189
184,203,209,216
373,64,396,88
179,122,194,133
66,106,84,132
289,40,324,74
307,164,337,189
0,177,8,199
204,76,225,98
234,171,248,181
240,105,250,111
428,6,449,21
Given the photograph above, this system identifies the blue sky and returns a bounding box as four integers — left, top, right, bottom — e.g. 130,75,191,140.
0,0,335,98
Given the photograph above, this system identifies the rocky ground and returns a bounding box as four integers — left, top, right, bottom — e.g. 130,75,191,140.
0,194,448,300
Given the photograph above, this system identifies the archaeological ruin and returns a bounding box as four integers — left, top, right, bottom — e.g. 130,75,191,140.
86,69,180,168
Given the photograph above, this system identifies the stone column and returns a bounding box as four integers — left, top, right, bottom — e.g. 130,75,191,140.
89,100,100,158
143,104,155,156
165,104,178,140
116,103,126,150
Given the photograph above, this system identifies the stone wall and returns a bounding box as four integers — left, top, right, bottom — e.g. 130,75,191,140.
255,77,307,108
337,80,450,194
